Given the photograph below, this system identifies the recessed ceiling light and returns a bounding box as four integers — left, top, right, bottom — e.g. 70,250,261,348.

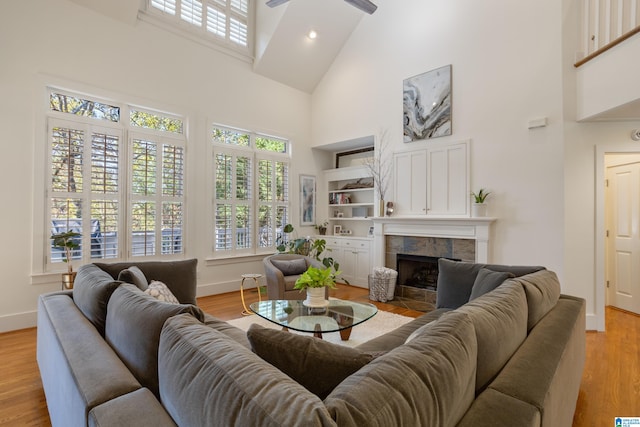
307,30,318,40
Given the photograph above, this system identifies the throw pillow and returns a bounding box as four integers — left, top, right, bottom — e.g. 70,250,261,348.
404,320,435,344
468,268,515,301
246,324,373,399
435,259,485,309
145,280,179,304
271,258,308,276
117,266,149,291
105,284,205,397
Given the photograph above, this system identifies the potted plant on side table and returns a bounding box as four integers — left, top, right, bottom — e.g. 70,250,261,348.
51,231,81,289
294,265,339,307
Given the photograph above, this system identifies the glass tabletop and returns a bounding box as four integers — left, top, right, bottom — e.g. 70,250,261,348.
249,299,378,334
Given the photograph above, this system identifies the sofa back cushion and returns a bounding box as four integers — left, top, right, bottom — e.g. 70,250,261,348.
159,314,337,427
436,259,545,309
325,311,477,427
456,281,528,392
95,259,198,305
510,269,562,331
117,266,149,291
73,264,123,336
105,284,204,397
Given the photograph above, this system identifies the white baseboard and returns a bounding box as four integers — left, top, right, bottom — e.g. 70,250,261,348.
585,313,604,332
0,311,37,333
196,280,243,297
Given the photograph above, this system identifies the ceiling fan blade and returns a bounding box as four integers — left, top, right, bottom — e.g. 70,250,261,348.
344,0,377,14
266,0,290,7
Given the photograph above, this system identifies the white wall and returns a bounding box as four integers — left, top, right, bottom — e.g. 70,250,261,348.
0,0,316,332
311,0,640,330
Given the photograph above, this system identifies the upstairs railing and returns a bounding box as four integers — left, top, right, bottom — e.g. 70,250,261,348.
576,0,640,66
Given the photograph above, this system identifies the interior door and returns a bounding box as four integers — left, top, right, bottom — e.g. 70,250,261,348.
607,162,640,314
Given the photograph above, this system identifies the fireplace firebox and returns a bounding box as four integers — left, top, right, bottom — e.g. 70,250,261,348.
396,254,459,290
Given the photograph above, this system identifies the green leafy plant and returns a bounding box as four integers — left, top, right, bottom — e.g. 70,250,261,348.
294,266,340,290
471,189,491,204
50,231,81,274
276,223,340,272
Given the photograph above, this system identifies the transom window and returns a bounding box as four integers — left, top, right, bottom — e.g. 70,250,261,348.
147,0,251,55
45,89,186,270
212,125,289,256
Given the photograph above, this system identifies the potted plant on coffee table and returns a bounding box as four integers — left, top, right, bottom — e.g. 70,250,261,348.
294,265,339,307
51,231,81,289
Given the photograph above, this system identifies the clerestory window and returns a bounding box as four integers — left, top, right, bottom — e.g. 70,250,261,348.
46,90,186,271
212,125,289,257
146,0,252,57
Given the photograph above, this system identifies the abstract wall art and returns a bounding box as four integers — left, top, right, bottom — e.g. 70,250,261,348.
403,65,452,142
299,174,316,226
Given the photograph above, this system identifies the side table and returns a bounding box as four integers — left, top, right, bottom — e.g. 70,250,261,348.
240,273,263,316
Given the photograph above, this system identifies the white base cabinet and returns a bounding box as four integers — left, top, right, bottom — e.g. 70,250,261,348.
324,237,372,288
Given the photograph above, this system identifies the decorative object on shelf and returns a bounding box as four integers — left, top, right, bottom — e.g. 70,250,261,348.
314,221,328,235
471,188,491,217
403,64,452,141
363,129,392,217
50,230,81,289
293,266,339,308
333,225,342,235
300,174,316,226
368,226,374,237
340,178,373,189
386,201,394,216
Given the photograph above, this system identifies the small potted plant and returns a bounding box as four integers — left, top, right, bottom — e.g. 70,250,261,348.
294,265,339,307
471,188,491,217
314,220,329,235
51,231,81,289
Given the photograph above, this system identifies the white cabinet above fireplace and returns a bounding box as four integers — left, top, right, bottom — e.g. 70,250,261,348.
392,140,470,217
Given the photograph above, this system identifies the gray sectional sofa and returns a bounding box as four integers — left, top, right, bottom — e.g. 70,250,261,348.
37,258,585,426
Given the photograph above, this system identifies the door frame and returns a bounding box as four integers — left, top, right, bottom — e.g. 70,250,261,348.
596,144,640,331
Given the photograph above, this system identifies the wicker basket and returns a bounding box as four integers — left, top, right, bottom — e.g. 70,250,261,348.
368,275,396,303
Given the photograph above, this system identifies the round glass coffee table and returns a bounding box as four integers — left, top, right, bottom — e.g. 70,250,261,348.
249,299,378,341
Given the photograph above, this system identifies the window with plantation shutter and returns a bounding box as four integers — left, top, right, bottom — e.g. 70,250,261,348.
44,89,186,273
146,0,251,54
212,125,289,257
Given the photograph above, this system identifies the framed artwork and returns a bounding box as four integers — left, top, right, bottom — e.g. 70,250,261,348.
300,174,316,226
333,225,342,235
403,64,452,142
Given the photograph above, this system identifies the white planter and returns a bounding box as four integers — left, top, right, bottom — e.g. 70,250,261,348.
471,203,487,217
304,287,328,307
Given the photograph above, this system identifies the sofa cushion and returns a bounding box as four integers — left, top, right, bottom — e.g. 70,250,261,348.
436,259,484,309
271,258,308,276
94,259,198,305
247,324,373,399
105,284,205,397
457,388,541,427
145,280,179,304
469,268,514,301
88,388,177,427
456,281,528,392
117,266,148,291
158,314,336,427
436,260,546,309
513,269,562,330
73,263,123,336
325,311,477,427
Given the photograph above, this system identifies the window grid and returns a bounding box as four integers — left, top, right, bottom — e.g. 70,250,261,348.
148,0,251,51
45,89,186,271
212,125,289,256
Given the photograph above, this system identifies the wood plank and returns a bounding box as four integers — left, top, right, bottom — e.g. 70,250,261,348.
1,289,637,426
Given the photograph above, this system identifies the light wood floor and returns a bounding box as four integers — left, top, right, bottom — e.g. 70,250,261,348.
0,285,637,426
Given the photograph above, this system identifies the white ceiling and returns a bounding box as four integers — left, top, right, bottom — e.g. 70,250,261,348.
253,0,367,93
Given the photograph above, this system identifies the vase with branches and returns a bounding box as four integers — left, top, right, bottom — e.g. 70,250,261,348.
363,129,392,216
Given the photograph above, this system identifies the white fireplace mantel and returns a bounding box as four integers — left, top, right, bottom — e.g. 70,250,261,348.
371,216,496,267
